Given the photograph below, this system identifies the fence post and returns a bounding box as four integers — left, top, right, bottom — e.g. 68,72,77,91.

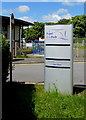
76,39,79,57
82,40,84,46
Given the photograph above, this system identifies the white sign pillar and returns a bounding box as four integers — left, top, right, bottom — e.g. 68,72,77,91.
44,24,73,94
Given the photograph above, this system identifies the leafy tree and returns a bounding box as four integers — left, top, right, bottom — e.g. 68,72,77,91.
57,19,70,24
45,22,57,25
68,15,86,37
2,35,10,83
24,22,45,40
24,15,86,39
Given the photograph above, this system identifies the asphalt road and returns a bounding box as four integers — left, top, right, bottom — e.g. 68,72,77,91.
9,63,44,83
8,62,85,85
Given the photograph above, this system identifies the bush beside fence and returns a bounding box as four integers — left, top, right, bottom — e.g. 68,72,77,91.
2,35,10,83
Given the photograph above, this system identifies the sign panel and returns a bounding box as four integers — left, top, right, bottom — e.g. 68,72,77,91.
45,46,71,59
45,60,70,68
45,67,72,94
44,24,73,94
45,25,72,44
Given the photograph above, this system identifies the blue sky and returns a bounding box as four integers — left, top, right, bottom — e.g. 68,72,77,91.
1,2,85,23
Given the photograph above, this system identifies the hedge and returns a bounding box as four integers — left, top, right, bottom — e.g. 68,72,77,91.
2,35,10,83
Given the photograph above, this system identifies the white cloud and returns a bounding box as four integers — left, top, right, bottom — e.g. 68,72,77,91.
18,16,35,23
2,9,13,14
2,5,30,14
62,2,75,6
42,8,72,23
56,8,68,14
15,6,30,13
62,2,84,6
42,14,61,23
78,0,85,1
62,13,72,19
2,9,8,14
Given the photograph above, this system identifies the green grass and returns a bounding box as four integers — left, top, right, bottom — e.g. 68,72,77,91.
34,85,85,119
15,55,28,58
73,38,86,43
15,55,44,58
74,45,86,50
3,83,85,119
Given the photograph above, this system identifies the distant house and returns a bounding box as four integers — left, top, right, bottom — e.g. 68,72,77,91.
0,15,33,56
39,37,44,41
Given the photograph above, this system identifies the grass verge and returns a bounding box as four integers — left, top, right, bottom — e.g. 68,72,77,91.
74,45,86,50
14,55,44,58
3,83,86,119
34,85,85,119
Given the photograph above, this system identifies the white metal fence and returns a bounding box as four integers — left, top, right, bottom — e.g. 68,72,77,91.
73,38,86,58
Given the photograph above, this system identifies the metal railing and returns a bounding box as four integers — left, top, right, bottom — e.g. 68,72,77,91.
73,38,86,58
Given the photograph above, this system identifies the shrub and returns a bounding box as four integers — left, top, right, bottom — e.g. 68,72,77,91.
2,35,10,83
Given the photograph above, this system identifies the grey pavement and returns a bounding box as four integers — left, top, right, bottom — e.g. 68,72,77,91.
12,57,44,64
12,56,85,64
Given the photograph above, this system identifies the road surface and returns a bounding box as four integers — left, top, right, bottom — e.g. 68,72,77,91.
8,62,85,85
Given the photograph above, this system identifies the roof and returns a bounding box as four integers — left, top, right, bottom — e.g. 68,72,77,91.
0,15,34,26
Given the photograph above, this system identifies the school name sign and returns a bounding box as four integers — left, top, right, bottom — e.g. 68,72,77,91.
46,29,68,40
44,24,73,94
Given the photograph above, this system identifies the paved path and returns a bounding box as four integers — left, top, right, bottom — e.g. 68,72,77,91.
12,57,85,64
12,57,44,64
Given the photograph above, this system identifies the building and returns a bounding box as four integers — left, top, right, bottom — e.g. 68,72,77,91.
0,15,34,56
39,37,44,41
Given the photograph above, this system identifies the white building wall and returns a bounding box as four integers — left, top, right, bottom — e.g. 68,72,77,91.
7,25,10,39
15,26,19,40
7,25,14,40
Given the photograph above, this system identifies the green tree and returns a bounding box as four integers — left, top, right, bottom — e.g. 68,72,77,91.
45,22,57,25
24,22,45,40
24,15,86,39
68,15,86,37
1,35,10,83
57,19,70,24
